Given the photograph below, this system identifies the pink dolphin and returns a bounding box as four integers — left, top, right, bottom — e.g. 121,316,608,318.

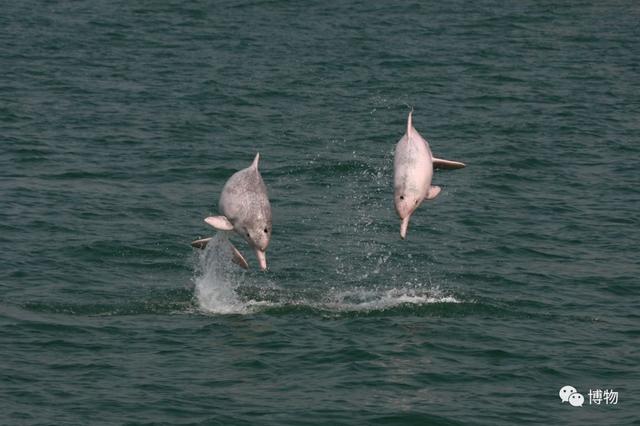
191,153,272,270
394,111,465,239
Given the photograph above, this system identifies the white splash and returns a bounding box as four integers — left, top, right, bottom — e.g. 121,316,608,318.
192,234,250,314
321,286,460,312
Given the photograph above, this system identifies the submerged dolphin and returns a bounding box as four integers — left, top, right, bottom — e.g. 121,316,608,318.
191,153,272,270
394,111,465,239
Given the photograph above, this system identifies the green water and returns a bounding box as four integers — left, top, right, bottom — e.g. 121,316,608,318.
1,1,639,424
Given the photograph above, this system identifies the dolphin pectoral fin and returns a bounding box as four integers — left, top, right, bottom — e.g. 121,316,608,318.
229,243,249,269
433,158,466,170
425,186,441,200
204,216,234,231
191,237,213,249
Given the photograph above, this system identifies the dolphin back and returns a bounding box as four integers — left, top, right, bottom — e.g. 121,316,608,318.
219,165,271,228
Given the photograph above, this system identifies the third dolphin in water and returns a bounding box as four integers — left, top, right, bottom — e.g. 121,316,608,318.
393,111,465,239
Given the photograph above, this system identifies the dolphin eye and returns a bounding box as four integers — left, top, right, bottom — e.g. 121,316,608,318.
246,232,250,237
264,228,268,233
400,196,404,200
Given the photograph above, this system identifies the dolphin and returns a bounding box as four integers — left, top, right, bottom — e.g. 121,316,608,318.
191,153,272,270
394,111,465,239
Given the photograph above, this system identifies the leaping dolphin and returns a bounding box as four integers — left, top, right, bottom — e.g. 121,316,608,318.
191,153,272,270
394,111,465,239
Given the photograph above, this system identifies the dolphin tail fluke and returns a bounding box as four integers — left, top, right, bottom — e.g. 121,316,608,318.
251,153,260,170
191,237,213,249
191,236,249,269
229,242,249,269
433,158,466,170
205,216,234,231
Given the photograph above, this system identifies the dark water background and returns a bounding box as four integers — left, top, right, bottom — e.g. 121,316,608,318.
2,1,639,424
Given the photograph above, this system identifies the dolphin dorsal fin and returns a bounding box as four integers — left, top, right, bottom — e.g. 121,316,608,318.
406,109,414,139
251,153,260,170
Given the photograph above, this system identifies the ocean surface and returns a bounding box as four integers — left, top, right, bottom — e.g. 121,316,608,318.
1,1,639,424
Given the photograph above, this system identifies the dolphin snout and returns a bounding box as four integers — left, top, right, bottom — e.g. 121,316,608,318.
400,217,411,239
255,250,267,271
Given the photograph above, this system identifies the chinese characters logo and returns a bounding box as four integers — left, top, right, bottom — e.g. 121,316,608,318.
559,385,619,407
